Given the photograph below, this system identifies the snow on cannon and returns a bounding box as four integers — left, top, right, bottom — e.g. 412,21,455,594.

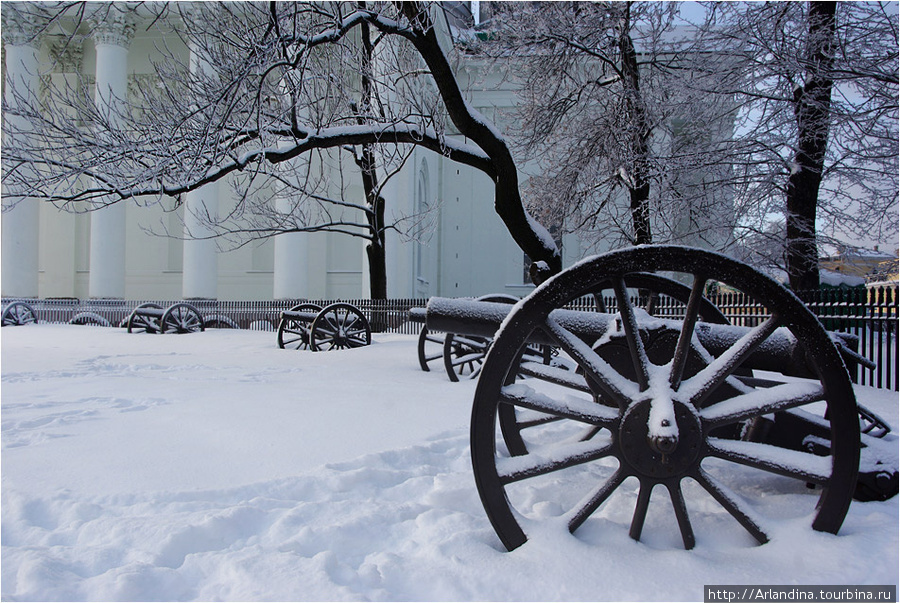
410,245,897,552
277,302,372,351
126,302,206,334
1,301,39,326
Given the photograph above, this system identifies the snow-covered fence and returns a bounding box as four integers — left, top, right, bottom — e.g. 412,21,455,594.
3,287,896,390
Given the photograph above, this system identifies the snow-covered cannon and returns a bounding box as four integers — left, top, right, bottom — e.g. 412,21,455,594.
417,293,550,381
126,302,205,334
410,245,897,552
1,301,38,326
277,302,371,351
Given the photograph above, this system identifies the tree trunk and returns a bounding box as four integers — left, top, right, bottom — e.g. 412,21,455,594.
357,5,388,303
399,2,562,283
785,1,836,292
357,142,388,301
618,3,653,246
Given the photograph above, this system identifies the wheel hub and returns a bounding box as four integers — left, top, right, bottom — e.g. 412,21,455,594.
620,399,702,478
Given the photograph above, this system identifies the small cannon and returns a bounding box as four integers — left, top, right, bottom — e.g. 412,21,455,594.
1,301,38,326
69,312,112,327
127,302,205,334
411,245,897,552
417,293,550,381
277,302,371,351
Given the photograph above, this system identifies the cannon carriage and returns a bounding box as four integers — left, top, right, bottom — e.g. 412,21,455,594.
277,302,372,351
127,302,206,334
1,301,39,326
411,245,897,551
418,293,551,381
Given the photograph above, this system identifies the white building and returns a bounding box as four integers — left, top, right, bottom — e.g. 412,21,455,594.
1,2,728,302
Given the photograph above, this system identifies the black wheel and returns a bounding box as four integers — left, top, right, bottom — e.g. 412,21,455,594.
161,303,205,334
417,325,447,371
1,302,38,326
309,303,372,351
277,303,322,350
127,303,163,334
69,312,111,327
444,294,519,382
471,245,860,552
501,273,732,457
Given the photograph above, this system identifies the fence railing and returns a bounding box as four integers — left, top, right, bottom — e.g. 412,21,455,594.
4,287,897,390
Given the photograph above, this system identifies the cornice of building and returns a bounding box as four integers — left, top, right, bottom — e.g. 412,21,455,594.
89,12,136,48
1,7,44,47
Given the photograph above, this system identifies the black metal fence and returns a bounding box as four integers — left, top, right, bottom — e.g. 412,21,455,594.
3,287,897,390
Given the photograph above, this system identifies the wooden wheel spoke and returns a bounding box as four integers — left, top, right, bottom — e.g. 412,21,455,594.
518,414,564,429
518,361,591,394
498,440,614,485
568,469,626,533
452,352,484,367
579,425,603,441
684,314,781,407
706,438,831,485
700,382,825,428
644,290,660,315
612,277,651,391
499,384,618,426
695,468,768,544
667,482,696,549
454,336,489,350
670,275,707,390
542,313,638,409
629,481,653,541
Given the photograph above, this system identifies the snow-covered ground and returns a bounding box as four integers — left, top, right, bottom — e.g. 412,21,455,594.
2,324,898,601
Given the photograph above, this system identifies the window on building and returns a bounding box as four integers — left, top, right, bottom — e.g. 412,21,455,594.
414,162,430,291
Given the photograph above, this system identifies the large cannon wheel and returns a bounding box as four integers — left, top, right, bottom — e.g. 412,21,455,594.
309,302,372,351
443,294,519,382
501,272,732,457
127,303,163,334
161,303,205,334
277,303,322,350
2,302,38,326
471,245,860,552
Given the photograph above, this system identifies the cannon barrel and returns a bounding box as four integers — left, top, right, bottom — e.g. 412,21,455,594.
411,297,831,379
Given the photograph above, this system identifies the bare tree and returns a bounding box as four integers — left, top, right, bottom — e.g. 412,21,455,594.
696,1,898,290
476,1,740,253
1,1,562,297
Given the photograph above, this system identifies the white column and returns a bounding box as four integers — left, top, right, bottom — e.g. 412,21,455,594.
1,21,41,298
273,197,310,300
182,44,219,300
40,39,85,298
88,16,133,299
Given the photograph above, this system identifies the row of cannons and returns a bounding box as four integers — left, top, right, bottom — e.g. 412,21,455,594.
4,245,897,551
2,299,372,350
2,300,211,333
